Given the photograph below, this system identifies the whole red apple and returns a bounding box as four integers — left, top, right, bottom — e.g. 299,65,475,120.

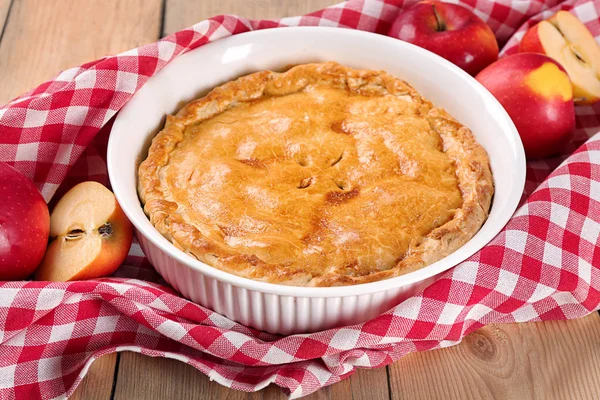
476,53,575,159
388,1,498,76
0,162,50,280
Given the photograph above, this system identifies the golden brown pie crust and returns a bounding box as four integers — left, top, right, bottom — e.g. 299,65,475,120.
138,62,493,287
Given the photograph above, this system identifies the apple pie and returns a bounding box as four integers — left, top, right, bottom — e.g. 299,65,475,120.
138,62,493,286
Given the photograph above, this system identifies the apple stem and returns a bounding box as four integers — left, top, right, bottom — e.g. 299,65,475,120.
99,223,113,237
432,4,446,32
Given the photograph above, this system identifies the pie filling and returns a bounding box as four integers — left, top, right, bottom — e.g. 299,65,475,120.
138,62,494,286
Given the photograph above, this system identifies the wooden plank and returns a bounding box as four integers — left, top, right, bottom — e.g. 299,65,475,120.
163,0,339,36
0,0,11,35
115,0,391,398
0,0,161,396
389,313,600,400
115,3,391,397
0,0,162,104
302,366,389,400
69,353,118,400
113,352,253,400
6,1,600,400
114,351,389,399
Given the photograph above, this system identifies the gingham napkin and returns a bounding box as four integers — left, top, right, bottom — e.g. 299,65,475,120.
1,0,599,398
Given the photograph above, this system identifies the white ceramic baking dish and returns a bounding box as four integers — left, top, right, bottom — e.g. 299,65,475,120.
107,27,525,335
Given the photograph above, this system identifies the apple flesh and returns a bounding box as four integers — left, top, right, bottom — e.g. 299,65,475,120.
35,181,133,282
519,11,600,104
476,53,575,159
388,1,498,76
0,163,50,280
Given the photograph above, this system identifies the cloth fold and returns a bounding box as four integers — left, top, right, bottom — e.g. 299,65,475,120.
1,0,599,398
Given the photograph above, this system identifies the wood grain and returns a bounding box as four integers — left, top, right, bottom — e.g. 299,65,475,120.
302,365,389,400
0,0,11,35
69,354,118,400
163,0,338,36
111,314,600,400
389,313,600,400
0,0,162,104
114,351,390,399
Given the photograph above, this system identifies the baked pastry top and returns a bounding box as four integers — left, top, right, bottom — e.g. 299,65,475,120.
138,62,493,286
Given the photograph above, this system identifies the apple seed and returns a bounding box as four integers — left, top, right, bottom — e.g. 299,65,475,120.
65,229,85,241
569,44,586,64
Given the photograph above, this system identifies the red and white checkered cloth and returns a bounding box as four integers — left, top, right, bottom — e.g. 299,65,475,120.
1,0,599,398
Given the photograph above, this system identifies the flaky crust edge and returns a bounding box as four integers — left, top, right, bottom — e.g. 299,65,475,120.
138,62,494,287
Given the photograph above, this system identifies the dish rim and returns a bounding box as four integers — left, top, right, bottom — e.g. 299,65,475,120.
108,26,526,298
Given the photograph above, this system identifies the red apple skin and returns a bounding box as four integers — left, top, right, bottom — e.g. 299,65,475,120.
388,1,499,76
476,53,575,159
0,163,50,280
519,24,545,53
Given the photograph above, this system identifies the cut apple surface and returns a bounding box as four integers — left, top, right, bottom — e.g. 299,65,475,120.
519,11,600,104
35,181,133,282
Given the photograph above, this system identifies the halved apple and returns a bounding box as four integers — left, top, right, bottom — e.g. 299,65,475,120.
519,11,600,104
35,181,133,282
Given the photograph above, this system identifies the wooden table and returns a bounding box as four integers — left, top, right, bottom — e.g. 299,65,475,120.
1,1,599,398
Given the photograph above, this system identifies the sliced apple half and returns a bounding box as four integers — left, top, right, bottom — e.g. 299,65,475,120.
35,181,133,282
519,11,600,104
